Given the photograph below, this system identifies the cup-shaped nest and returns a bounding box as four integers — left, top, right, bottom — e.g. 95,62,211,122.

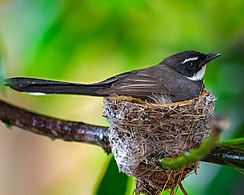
103,89,216,194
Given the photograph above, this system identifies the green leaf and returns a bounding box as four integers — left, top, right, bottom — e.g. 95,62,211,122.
96,156,128,195
204,166,243,195
218,137,244,148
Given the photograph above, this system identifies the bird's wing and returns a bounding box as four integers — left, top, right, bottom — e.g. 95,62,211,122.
96,69,170,98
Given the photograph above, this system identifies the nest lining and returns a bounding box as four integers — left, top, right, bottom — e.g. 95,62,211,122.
103,89,216,194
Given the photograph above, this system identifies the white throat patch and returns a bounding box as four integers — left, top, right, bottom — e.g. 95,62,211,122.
181,57,199,64
186,65,206,81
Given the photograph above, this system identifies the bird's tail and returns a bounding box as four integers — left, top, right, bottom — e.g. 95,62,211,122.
4,77,107,96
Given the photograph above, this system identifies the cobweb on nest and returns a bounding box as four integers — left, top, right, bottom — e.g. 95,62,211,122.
103,89,216,194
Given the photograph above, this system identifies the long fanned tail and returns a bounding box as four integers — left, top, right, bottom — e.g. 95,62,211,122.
4,77,108,96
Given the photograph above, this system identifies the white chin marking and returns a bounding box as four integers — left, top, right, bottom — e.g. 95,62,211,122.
182,57,199,64
186,65,206,81
29,92,46,96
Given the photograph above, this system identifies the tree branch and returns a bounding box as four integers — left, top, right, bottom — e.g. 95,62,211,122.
0,98,110,153
202,144,244,168
0,98,243,168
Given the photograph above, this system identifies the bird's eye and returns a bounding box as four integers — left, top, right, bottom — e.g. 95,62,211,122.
187,61,196,70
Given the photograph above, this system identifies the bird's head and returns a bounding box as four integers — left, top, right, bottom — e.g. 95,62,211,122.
163,50,220,81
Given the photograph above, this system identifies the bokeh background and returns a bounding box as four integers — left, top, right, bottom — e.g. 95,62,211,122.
0,0,244,195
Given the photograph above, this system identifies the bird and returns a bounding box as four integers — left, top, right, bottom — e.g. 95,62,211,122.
5,50,220,104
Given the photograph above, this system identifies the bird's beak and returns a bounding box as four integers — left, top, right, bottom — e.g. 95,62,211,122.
205,53,221,63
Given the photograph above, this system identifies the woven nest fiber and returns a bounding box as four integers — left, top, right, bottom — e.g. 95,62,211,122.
103,89,216,195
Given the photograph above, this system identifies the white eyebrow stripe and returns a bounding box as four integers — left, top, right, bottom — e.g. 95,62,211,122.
181,57,199,64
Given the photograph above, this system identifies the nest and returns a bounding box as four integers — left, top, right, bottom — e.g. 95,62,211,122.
103,89,216,194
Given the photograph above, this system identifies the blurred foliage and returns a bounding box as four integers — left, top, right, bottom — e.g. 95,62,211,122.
0,50,5,88
0,0,244,194
204,166,244,195
95,156,128,195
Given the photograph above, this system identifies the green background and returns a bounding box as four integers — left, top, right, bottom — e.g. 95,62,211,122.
0,0,244,194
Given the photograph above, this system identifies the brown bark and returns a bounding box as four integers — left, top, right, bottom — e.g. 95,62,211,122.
0,98,110,153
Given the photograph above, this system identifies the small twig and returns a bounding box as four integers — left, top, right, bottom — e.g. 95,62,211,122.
0,98,110,153
179,183,188,195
